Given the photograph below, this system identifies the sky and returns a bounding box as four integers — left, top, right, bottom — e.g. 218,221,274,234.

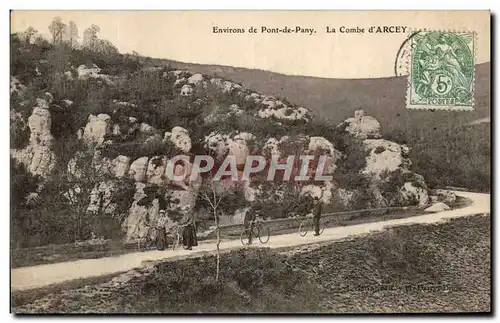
10,10,491,79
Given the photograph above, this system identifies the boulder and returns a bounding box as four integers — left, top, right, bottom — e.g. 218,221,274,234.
76,64,102,80
399,181,429,207
129,157,150,182
83,114,112,146
112,155,131,178
339,110,381,139
139,122,155,134
363,139,410,177
180,84,193,96
165,126,192,153
432,189,457,205
424,202,451,213
187,73,204,85
258,106,311,122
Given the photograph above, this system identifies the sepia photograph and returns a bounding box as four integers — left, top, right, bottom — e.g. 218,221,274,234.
9,10,491,314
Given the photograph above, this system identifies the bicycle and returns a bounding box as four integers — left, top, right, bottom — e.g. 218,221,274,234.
299,214,325,237
170,223,192,250
240,219,270,245
136,226,158,251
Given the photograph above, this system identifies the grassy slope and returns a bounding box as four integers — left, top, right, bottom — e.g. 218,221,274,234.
13,214,490,313
154,59,490,124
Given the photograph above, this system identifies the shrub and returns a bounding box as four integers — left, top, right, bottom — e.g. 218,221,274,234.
374,146,386,154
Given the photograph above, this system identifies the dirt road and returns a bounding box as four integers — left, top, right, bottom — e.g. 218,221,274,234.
11,191,490,292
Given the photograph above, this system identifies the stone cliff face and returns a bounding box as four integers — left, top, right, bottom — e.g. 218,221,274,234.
11,65,430,241
11,96,57,178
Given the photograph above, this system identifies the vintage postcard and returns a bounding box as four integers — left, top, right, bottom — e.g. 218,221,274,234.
10,10,491,314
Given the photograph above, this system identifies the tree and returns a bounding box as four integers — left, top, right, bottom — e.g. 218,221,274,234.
83,24,100,51
64,20,79,48
95,39,119,57
196,175,247,281
48,16,67,44
20,26,38,46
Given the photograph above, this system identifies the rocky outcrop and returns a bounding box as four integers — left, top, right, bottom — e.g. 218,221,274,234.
431,189,457,205
164,126,192,153
11,97,56,177
129,157,150,182
83,114,112,146
112,155,131,178
338,110,381,139
187,73,204,85
76,64,114,84
424,202,450,213
363,139,411,177
180,84,193,96
399,181,429,207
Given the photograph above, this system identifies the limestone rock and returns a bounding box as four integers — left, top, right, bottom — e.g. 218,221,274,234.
165,127,192,153
432,189,457,205
11,98,56,177
424,202,451,213
83,114,112,146
112,155,131,178
187,73,204,85
339,110,381,139
129,157,150,182
180,84,193,96
139,123,155,134
363,139,410,177
399,181,429,207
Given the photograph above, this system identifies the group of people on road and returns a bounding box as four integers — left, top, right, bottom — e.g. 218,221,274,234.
137,186,198,251
140,185,324,250
243,195,324,244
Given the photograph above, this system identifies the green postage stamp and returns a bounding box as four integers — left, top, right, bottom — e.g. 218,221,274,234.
407,31,476,110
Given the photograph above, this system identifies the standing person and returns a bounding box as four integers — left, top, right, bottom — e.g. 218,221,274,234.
155,210,168,250
180,207,198,250
313,196,323,236
243,208,257,244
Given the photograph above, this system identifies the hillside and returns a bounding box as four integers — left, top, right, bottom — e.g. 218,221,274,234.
151,58,491,191
10,27,490,249
152,59,491,123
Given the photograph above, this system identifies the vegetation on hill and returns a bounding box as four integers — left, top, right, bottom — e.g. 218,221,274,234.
10,17,490,249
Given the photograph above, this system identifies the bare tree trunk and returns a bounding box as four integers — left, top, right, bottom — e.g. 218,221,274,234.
215,208,221,281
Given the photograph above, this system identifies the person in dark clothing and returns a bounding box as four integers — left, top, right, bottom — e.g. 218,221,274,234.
313,196,323,236
243,208,257,244
155,210,168,250
137,186,169,250
180,208,198,250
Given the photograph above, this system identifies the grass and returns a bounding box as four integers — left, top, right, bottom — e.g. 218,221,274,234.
12,213,490,313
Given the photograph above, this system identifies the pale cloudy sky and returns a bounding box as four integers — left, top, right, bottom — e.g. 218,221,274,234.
11,10,490,79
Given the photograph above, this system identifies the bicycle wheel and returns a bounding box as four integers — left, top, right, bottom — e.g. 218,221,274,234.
319,221,325,235
258,225,270,244
299,220,309,237
240,229,253,245
172,231,181,250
